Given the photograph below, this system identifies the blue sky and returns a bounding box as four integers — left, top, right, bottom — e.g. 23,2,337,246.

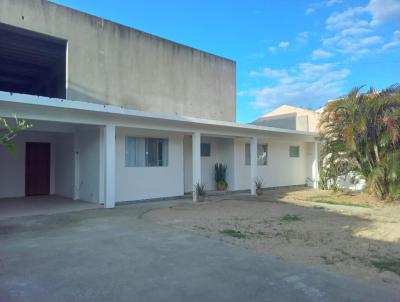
53,0,400,123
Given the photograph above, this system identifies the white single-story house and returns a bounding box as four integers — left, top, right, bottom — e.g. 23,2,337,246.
0,92,319,208
0,0,320,209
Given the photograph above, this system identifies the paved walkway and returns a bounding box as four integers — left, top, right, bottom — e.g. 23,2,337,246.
0,200,398,302
0,195,101,220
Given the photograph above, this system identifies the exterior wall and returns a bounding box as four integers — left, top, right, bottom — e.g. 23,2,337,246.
233,138,308,190
253,105,320,132
305,142,315,186
0,0,236,122
183,135,193,193
76,127,100,202
183,136,235,192
115,128,184,202
0,131,74,198
55,133,74,198
254,114,299,131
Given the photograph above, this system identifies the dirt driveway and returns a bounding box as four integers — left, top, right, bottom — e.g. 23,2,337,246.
146,188,400,288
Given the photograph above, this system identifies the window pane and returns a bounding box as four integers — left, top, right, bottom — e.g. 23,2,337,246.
161,139,168,166
246,143,268,166
146,138,168,167
125,137,168,167
146,138,158,166
125,137,145,167
258,144,268,165
289,146,300,158
245,143,250,165
201,143,211,157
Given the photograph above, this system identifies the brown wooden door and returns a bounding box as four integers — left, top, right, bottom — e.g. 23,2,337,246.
25,142,51,196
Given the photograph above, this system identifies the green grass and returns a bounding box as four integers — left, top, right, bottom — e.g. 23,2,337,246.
219,229,246,239
280,214,303,222
308,196,370,208
371,258,400,275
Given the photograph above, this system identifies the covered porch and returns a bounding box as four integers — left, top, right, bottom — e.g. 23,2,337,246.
1,91,320,208
187,132,320,201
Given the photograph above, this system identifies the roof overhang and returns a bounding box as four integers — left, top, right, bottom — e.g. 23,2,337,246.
0,91,318,142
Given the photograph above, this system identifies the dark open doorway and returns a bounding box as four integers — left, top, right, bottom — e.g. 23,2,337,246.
0,22,67,98
25,142,51,196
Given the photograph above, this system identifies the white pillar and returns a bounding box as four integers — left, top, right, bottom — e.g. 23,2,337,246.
104,124,116,208
250,136,257,195
192,132,201,201
312,141,319,189
73,131,80,200
99,127,105,205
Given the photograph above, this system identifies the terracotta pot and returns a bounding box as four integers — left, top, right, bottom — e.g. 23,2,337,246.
216,181,226,191
197,195,205,202
256,188,263,196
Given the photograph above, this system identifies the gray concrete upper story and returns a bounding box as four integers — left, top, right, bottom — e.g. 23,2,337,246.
253,114,310,132
0,0,236,122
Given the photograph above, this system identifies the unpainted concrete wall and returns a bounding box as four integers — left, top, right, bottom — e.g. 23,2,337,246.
0,0,236,121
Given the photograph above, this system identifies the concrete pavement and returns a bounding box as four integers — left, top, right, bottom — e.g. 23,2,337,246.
0,200,398,302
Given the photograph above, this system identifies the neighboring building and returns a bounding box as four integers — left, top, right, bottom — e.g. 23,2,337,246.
252,105,321,132
0,0,319,208
253,104,367,192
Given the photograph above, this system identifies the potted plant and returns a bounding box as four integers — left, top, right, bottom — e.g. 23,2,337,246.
255,177,263,196
195,182,206,202
214,163,228,191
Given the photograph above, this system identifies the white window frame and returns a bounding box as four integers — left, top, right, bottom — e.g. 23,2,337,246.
125,136,169,167
289,145,300,158
201,143,211,157
245,143,268,166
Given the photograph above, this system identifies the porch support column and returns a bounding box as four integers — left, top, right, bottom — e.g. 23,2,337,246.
104,124,116,208
73,131,80,200
250,136,257,195
192,131,201,202
312,141,320,189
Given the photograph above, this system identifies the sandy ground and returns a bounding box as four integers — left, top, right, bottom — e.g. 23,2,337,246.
145,188,400,288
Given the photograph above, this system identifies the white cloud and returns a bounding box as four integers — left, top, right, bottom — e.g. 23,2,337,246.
267,41,290,54
383,30,400,49
323,32,383,58
322,1,398,59
249,67,289,79
312,49,334,60
305,8,315,15
278,41,290,49
246,63,350,111
325,6,368,31
296,31,310,44
367,0,400,26
395,30,400,40
326,0,342,6
341,27,372,36
242,0,398,114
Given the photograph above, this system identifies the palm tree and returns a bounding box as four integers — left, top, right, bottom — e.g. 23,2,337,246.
319,84,400,200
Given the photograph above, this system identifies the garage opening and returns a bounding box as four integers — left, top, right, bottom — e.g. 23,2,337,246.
0,22,67,98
